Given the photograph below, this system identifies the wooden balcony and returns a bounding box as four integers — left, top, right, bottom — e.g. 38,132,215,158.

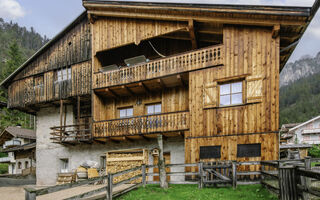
50,124,92,145
93,44,223,91
93,111,189,139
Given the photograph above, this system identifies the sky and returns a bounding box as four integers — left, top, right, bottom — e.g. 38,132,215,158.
0,0,319,63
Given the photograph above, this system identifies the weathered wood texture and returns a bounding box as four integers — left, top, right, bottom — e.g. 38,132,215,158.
93,44,223,89
92,17,187,57
8,61,92,108
7,16,92,109
15,17,91,81
185,26,280,163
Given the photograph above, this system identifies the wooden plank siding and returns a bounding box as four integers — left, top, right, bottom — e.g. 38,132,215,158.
7,16,92,108
185,26,280,163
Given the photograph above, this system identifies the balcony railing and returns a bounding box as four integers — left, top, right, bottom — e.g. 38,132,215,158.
93,44,223,89
93,111,189,137
3,140,21,149
50,124,92,144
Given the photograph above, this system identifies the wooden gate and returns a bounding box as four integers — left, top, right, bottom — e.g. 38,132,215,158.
202,161,236,187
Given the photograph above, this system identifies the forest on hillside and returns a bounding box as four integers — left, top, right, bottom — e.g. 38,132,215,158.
0,18,49,131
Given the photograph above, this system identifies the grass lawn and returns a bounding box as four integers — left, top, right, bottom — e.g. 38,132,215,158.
0,163,8,174
312,162,320,167
118,184,277,200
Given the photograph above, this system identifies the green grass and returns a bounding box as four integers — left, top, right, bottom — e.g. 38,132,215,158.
117,184,277,200
312,162,320,167
0,163,8,174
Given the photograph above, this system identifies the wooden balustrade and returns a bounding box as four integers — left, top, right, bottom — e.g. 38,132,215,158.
93,111,189,137
93,44,223,89
50,124,92,144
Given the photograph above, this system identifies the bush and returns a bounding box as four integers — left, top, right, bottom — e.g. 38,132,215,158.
0,163,8,174
308,145,320,158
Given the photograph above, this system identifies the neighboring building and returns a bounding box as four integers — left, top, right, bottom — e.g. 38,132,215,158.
0,126,36,174
280,123,301,144
285,116,320,145
0,1,319,185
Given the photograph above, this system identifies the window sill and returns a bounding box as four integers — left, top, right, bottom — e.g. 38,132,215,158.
203,102,261,110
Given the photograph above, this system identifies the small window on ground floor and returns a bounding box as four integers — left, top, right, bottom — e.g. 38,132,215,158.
200,146,221,159
25,161,29,169
237,143,261,158
60,158,69,173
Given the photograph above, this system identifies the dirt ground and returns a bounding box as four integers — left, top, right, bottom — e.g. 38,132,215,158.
0,184,132,200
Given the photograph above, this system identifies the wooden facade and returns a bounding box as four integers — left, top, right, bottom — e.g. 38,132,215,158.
1,1,319,162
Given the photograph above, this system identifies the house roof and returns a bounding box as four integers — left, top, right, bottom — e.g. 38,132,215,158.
280,144,312,149
289,115,320,133
2,142,36,153
0,126,36,141
0,11,87,88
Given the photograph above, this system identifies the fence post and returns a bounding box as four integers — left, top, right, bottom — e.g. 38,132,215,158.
198,162,203,189
301,156,311,200
232,161,237,189
279,166,298,200
107,174,113,200
24,189,36,200
142,164,146,187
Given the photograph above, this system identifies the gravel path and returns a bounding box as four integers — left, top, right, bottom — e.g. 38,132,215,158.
0,184,133,200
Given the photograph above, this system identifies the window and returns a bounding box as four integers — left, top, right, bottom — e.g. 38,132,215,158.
200,146,221,159
237,143,261,158
119,107,133,118
57,67,71,82
146,103,161,115
25,161,29,169
60,158,69,173
219,81,242,106
18,162,21,169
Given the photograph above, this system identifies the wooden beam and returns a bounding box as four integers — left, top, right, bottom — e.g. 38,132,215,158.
106,88,118,98
139,82,150,93
272,24,280,39
188,19,197,49
109,138,120,144
122,85,134,96
157,79,166,89
94,140,106,145
77,96,81,126
142,135,150,141
177,75,187,88
125,136,134,142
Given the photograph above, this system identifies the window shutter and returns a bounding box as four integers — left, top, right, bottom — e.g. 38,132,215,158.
246,76,263,103
203,82,218,108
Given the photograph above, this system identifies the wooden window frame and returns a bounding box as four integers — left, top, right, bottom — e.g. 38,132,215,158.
118,106,134,119
145,103,162,115
218,80,245,107
56,67,72,82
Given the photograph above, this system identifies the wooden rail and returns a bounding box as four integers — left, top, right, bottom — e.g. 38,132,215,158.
93,44,223,89
93,111,189,137
50,124,92,144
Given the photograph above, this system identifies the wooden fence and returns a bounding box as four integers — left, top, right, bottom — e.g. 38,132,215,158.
261,157,320,200
93,111,189,137
50,124,91,144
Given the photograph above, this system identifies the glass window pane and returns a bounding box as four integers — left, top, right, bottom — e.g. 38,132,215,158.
232,82,242,93
220,95,230,106
220,84,230,95
231,93,242,105
127,108,133,117
147,105,154,114
120,109,126,118
155,104,161,113
68,68,72,80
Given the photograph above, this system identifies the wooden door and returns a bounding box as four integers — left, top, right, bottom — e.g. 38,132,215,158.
153,152,170,181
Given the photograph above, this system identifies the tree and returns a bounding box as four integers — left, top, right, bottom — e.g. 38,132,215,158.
157,134,168,189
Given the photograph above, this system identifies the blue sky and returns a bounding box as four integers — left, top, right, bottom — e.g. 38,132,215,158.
0,0,320,62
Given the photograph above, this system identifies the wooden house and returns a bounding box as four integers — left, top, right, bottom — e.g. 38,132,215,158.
0,1,319,185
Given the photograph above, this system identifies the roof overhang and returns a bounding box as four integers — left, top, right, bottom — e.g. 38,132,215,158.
83,0,319,71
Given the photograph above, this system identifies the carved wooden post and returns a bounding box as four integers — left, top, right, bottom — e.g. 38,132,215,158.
232,161,237,189
301,156,311,200
157,134,168,189
279,166,298,200
107,174,113,200
142,164,146,187
198,162,203,189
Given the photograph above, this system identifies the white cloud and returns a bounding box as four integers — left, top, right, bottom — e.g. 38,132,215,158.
0,0,25,20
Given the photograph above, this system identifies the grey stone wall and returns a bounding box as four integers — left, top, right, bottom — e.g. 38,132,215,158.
36,106,185,186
